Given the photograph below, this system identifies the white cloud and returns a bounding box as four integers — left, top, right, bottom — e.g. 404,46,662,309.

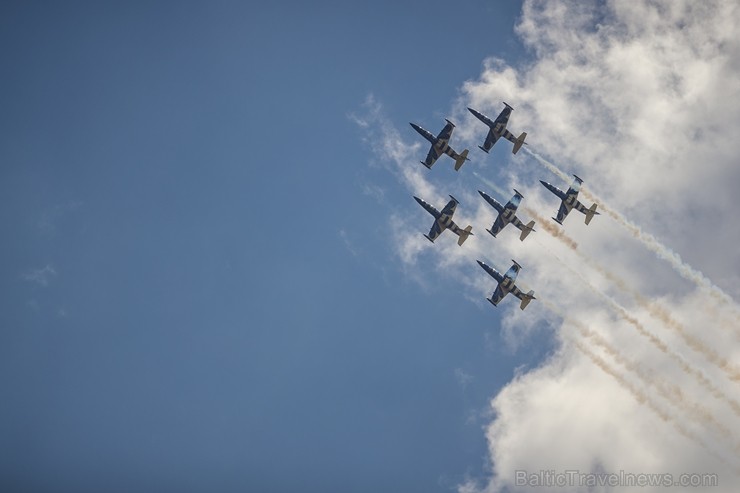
455,367,474,390
339,229,360,257
450,0,740,491
355,0,740,491
38,201,82,234
22,264,57,287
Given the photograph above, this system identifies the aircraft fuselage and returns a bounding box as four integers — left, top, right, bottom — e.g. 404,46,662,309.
437,213,453,229
540,181,565,199
410,122,452,155
410,123,436,144
469,106,509,139
414,196,440,218
500,276,516,293
501,208,516,223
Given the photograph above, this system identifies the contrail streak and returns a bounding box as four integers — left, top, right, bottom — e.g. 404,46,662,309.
522,185,740,382
542,301,737,446
524,147,740,317
525,208,578,250
570,337,737,472
585,256,740,383
473,157,740,464
540,241,740,417
474,167,740,382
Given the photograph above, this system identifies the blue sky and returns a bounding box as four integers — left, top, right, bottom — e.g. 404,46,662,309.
6,1,740,492
0,2,555,492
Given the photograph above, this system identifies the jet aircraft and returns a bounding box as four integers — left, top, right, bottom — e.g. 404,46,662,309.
413,195,473,245
409,119,470,171
468,103,527,154
476,259,536,310
540,174,599,225
478,189,536,241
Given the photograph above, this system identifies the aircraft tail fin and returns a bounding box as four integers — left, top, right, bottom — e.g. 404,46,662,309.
457,225,473,246
584,203,600,225
520,290,536,310
512,132,527,154
519,220,536,241
454,149,470,171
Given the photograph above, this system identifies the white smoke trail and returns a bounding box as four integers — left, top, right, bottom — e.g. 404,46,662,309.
523,147,740,315
541,243,740,417
540,300,739,451
527,207,740,383
475,164,740,383
569,336,738,473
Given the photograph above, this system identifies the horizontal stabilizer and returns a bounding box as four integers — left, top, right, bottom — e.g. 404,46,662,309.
478,145,489,154
457,225,473,246
454,149,470,171
486,228,497,238
519,220,535,241
423,234,435,243
420,161,432,169
551,217,563,225
512,132,527,154
585,203,599,225
520,290,536,310
487,296,499,306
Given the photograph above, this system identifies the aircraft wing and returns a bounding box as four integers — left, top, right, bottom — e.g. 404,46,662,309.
494,105,512,126
489,215,507,236
555,201,572,223
481,129,499,152
440,197,458,216
567,175,583,194
426,221,443,242
423,145,442,167
489,284,507,306
436,121,454,143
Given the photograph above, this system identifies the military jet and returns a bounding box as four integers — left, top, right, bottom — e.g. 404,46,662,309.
468,103,527,154
409,119,470,171
540,174,599,225
414,195,473,245
476,259,536,310
478,189,536,241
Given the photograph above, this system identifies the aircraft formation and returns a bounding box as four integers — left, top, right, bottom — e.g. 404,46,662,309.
409,103,600,310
